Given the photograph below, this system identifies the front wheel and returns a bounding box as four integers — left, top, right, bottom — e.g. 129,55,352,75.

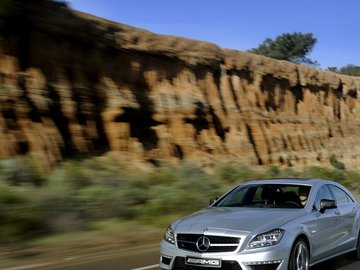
289,239,309,270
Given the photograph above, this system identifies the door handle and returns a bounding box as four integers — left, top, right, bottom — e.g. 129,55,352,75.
352,207,357,216
335,210,341,215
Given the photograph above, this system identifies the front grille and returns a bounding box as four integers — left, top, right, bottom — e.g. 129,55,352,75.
177,234,240,253
172,257,242,270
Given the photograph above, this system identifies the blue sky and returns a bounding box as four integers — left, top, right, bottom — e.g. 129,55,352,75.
67,0,360,69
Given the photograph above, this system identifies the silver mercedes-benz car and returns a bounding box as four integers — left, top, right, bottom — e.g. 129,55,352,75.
160,179,360,270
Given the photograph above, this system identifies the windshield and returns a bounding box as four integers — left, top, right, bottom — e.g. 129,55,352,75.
214,184,311,208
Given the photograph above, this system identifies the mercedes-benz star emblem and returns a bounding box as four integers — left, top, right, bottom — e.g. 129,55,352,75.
196,236,211,252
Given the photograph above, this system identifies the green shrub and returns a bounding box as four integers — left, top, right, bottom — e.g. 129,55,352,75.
215,162,265,185
0,157,45,186
268,165,280,177
133,165,181,188
74,186,136,220
276,167,302,178
0,187,48,243
343,171,360,193
330,155,346,170
57,162,91,189
300,166,349,187
2,155,360,244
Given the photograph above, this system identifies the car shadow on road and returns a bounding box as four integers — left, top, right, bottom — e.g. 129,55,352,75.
311,253,359,270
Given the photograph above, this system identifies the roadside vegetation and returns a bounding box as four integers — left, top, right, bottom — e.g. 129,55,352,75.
0,154,360,249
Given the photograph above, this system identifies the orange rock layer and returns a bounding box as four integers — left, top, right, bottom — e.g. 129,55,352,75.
0,7,360,169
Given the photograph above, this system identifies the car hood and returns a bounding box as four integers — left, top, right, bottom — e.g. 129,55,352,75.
174,207,306,235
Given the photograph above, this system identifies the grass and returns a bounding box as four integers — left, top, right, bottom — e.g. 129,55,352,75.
0,154,359,261
30,219,163,253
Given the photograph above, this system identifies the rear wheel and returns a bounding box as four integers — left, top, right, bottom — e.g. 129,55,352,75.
289,239,309,270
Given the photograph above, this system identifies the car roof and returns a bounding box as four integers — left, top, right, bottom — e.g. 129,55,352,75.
243,178,337,187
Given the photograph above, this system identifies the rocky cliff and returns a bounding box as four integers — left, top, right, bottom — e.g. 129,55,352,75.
1,4,360,169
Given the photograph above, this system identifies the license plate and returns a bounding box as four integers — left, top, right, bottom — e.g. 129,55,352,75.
185,256,222,268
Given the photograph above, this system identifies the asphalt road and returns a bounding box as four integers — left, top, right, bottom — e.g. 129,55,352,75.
2,246,359,270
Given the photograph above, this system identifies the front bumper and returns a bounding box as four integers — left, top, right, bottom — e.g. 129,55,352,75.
160,239,291,270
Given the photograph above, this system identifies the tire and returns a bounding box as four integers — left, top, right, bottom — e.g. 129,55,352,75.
289,239,309,270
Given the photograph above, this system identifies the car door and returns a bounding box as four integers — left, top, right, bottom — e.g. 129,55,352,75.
310,184,344,262
329,184,358,251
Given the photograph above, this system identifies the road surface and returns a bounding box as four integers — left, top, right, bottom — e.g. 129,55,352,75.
1,245,359,270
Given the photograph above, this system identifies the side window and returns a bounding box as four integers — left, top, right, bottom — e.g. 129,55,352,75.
329,185,353,204
314,185,333,210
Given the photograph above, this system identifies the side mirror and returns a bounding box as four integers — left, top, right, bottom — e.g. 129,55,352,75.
209,197,218,205
319,199,337,213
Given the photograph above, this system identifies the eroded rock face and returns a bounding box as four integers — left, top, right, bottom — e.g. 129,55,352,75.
1,7,360,169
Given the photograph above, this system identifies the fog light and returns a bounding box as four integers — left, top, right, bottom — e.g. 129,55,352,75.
244,260,282,270
244,260,282,265
161,254,173,265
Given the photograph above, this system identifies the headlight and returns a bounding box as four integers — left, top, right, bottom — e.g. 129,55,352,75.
164,225,175,244
247,229,284,249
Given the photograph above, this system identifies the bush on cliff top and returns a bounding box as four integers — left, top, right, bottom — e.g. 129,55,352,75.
249,32,318,67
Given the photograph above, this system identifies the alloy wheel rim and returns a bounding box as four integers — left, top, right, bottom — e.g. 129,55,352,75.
295,242,309,270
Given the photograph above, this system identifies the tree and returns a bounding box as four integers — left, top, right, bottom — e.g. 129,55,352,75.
327,65,360,77
249,32,318,66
